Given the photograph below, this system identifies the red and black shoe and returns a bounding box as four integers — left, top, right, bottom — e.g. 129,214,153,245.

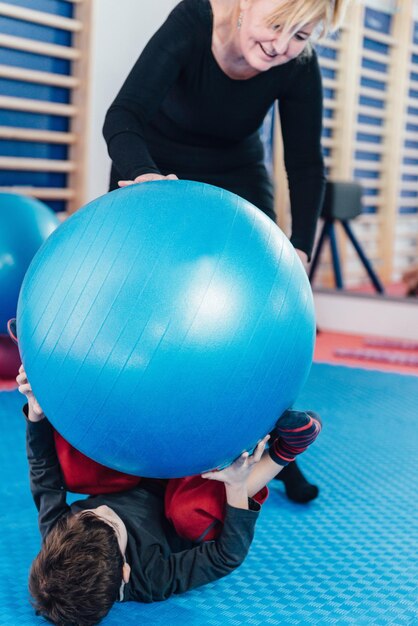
269,409,322,466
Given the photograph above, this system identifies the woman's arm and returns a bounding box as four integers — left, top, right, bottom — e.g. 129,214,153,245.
103,3,197,181
279,51,326,260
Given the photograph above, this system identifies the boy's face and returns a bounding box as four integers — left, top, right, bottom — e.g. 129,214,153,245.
77,505,131,598
81,505,129,555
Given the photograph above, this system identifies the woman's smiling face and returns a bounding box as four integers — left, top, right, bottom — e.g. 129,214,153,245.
238,0,315,71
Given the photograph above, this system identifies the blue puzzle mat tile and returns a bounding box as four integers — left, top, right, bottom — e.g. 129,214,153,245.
0,364,417,625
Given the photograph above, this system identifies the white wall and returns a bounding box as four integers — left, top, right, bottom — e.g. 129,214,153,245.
85,0,177,203
314,290,418,340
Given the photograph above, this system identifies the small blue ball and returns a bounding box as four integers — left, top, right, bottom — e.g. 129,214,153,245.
0,193,59,333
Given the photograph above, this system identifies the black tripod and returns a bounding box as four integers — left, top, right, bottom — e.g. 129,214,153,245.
309,182,385,294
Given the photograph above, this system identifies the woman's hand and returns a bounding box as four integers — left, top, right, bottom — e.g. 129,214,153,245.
295,248,308,265
118,173,178,187
16,365,45,422
402,264,418,296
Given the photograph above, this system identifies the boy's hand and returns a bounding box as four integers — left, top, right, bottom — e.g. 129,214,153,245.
202,436,269,510
16,365,45,422
201,436,269,487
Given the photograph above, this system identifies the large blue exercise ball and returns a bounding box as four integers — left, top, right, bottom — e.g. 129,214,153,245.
0,193,60,334
17,181,315,478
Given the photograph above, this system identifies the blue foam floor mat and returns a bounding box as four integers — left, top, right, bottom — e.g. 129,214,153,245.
1,363,417,625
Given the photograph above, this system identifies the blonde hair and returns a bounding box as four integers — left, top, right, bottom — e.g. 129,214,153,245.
264,0,350,39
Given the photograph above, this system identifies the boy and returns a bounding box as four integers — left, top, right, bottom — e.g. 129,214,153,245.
19,366,321,626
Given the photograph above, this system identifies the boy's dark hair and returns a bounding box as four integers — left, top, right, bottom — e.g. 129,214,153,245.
29,511,124,626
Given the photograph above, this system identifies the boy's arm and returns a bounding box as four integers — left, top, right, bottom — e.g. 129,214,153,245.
26,410,70,540
18,366,69,540
129,439,267,601
129,499,260,602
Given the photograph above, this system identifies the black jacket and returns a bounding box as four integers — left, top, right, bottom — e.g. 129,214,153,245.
26,412,260,603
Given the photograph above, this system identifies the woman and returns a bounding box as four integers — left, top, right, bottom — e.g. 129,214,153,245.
103,0,348,501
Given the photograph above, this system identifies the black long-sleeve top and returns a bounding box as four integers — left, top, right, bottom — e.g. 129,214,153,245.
103,0,325,258
26,413,260,603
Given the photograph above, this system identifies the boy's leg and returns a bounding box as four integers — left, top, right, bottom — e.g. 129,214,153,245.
274,460,319,504
166,410,321,542
165,476,225,542
247,409,322,497
53,431,141,494
165,475,268,542
247,453,283,498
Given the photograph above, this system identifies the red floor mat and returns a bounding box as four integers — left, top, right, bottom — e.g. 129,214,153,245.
315,331,418,377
